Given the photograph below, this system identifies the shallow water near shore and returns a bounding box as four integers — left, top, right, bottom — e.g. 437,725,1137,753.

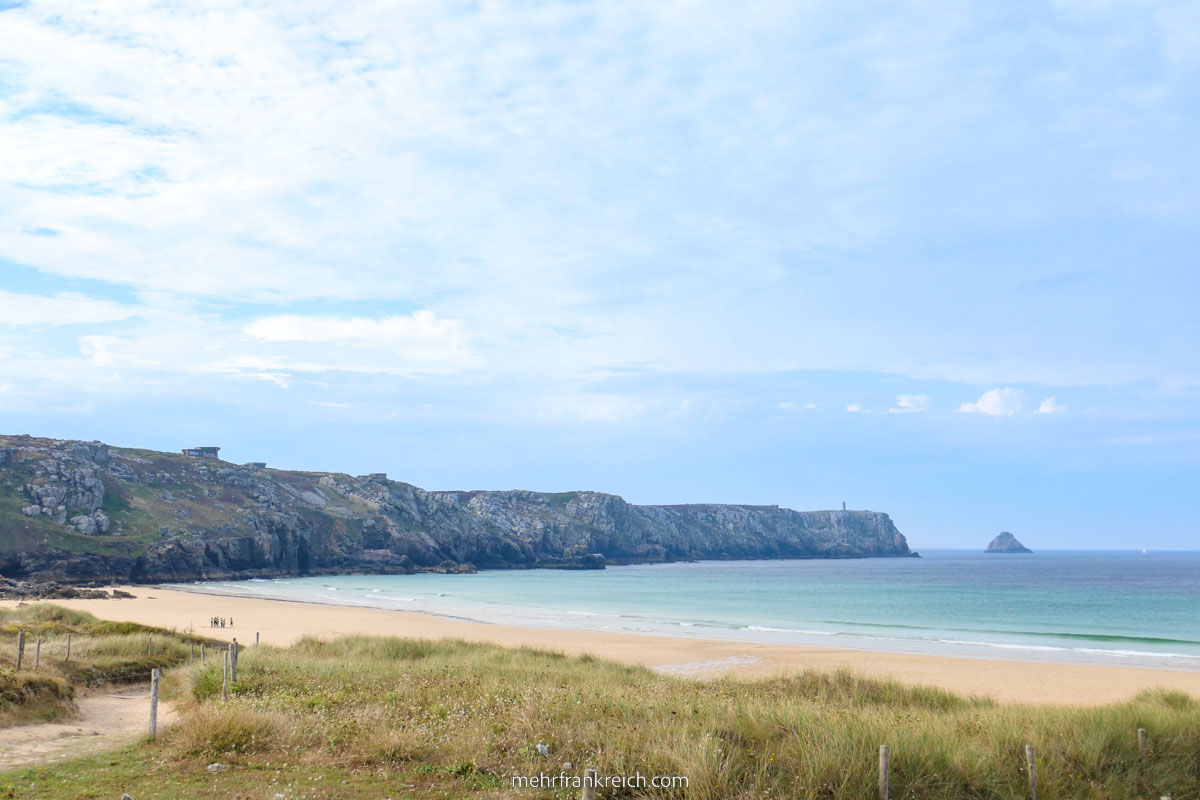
175,550,1200,670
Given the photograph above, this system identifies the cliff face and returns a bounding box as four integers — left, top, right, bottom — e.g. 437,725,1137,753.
0,435,913,583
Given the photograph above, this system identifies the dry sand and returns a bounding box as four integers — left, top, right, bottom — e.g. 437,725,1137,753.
5,585,1199,706
0,687,177,769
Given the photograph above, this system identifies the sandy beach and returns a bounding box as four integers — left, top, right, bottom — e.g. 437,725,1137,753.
5,585,1199,706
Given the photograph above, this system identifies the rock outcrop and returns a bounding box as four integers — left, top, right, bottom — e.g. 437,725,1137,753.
985,532,1032,553
0,576,132,600
0,434,915,583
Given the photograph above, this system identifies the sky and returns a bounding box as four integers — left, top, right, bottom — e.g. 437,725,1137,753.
0,0,1198,549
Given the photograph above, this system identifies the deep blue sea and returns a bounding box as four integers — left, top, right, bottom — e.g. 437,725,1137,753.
177,550,1200,670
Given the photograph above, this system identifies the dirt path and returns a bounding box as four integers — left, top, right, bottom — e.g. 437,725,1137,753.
0,687,177,770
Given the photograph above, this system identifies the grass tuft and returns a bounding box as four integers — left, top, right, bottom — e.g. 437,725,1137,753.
1134,687,1195,710
171,705,291,756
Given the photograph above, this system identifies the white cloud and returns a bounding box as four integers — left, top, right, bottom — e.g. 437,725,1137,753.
1037,397,1066,414
40,307,481,402
845,403,863,413
244,311,466,349
240,311,477,374
78,335,123,367
0,291,137,327
238,371,292,389
958,388,1025,416
889,394,931,413
0,0,1195,422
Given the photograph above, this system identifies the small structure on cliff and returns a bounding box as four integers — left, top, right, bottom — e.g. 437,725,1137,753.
182,446,220,458
0,434,917,583
985,532,1032,553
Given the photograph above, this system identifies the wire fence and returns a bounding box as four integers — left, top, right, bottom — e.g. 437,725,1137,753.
1,630,1175,799
2,628,236,687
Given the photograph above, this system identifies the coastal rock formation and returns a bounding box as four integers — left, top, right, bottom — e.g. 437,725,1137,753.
985,532,1032,553
0,577,132,600
0,434,915,583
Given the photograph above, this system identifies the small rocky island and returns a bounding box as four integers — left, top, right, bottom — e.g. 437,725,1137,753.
985,532,1032,553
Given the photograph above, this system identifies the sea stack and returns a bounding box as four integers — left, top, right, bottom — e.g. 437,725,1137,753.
985,532,1032,553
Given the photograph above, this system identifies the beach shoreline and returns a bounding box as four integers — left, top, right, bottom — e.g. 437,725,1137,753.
4,584,1199,706
150,564,1200,674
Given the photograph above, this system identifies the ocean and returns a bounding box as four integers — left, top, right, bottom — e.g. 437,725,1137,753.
176,550,1200,670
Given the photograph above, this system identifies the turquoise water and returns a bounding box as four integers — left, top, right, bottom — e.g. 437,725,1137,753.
179,550,1200,670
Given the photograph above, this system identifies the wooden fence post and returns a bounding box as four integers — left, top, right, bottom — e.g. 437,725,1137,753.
222,648,229,700
1025,744,1037,800
35,636,41,670
148,635,153,656
582,767,597,800
1138,727,1148,789
15,629,24,671
149,668,160,739
190,642,195,663
255,631,259,646
66,633,71,662
231,638,238,682
201,643,206,664
879,745,890,800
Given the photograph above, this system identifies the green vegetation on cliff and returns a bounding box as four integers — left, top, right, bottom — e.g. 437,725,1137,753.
0,434,912,583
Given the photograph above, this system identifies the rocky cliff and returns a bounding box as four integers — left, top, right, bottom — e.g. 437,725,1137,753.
0,435,914,583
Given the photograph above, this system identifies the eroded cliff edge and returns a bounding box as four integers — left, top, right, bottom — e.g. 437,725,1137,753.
0,435,914,583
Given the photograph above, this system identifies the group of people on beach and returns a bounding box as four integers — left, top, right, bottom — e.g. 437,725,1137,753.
209,616,233,628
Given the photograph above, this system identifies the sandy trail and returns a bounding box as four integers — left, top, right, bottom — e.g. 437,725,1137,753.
0,687,177,770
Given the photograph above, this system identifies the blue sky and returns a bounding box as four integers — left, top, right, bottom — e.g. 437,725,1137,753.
1,1,1198,549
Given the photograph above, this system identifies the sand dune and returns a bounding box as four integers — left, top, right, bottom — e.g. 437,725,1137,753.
4,585,1198,705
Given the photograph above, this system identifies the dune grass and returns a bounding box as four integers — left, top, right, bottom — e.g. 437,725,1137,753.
0,603,213,726
6,631,1198,799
